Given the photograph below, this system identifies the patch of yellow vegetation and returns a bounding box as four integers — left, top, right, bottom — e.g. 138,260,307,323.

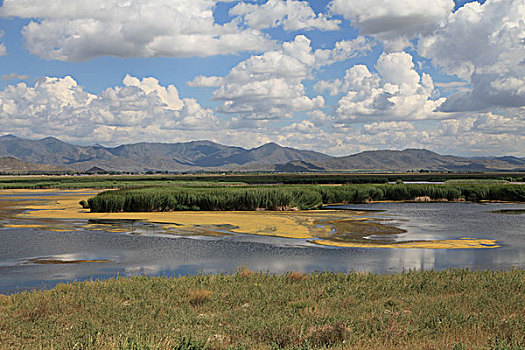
311,238,500,249
0,189,500,249
47,228,81,232
0,189,101,197
3,224,45,229
83,224,130,233
7,190,339,239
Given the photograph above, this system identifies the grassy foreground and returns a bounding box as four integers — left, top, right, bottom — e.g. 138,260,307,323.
1,269,524,349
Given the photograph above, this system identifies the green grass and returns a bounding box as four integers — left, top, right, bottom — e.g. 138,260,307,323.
1,269,524,349
0,177,240,190
87,183,525,212
0,173,524,189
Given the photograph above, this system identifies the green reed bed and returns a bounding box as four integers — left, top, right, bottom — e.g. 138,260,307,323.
1,269,524,349
88,186,324,212
87,183,525,212
319,183,525,203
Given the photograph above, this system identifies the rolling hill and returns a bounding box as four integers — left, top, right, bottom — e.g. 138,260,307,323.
0,156,71,174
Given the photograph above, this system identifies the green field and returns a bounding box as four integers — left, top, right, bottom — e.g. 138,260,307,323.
1,269,523,349
0,173,524,190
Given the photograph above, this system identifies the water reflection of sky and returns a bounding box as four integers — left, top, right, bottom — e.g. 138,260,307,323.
335,202,525,242
0,202,524,294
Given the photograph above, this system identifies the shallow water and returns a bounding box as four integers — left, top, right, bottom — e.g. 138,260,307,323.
1,201,524,294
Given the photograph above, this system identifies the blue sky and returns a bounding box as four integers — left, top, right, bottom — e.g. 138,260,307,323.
0,0,523,156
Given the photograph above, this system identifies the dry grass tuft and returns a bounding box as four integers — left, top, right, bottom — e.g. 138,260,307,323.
341,296,355,309
188,289,212,307
236,266,254,277
299,305,331,318
287,271,307,282
306,322,347,346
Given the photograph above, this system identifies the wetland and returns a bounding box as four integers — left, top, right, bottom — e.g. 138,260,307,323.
1,182,524,293
1,175,524,349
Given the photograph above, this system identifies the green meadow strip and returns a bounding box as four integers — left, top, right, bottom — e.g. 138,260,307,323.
0,173,524,189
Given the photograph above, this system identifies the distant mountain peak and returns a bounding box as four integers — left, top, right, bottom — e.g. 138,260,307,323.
255,142,281,150
187,140,220,146
402,148,439,154
0,134,20,140
39,136,66,144
86,166,107,173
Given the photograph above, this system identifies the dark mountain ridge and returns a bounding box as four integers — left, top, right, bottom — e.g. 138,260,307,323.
0,135,523,173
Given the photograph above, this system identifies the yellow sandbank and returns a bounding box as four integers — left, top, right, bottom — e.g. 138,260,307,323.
311,238,500,249
1,189,500,249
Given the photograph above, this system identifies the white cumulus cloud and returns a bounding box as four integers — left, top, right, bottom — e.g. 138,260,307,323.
187,76,225,88
419,0,525,112
362,121,416,134
122,75,183,111
0,75,218,144
0,0,275,61
330,0,454,50
230,0,340,31
212,35,326,119
197,35,371,119
320,51,445,123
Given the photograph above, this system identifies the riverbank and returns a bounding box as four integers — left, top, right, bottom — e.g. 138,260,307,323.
1,269,523,349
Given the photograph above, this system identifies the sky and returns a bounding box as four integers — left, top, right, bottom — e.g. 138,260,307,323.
0,0,523,157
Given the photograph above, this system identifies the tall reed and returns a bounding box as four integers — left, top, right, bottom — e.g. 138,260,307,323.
88,183,525,212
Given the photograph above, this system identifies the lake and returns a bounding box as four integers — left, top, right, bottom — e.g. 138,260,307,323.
1,198,524,294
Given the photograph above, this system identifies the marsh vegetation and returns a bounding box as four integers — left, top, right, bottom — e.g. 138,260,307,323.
87,183,525,212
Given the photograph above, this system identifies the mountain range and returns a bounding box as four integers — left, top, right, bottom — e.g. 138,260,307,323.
0,135,524,173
